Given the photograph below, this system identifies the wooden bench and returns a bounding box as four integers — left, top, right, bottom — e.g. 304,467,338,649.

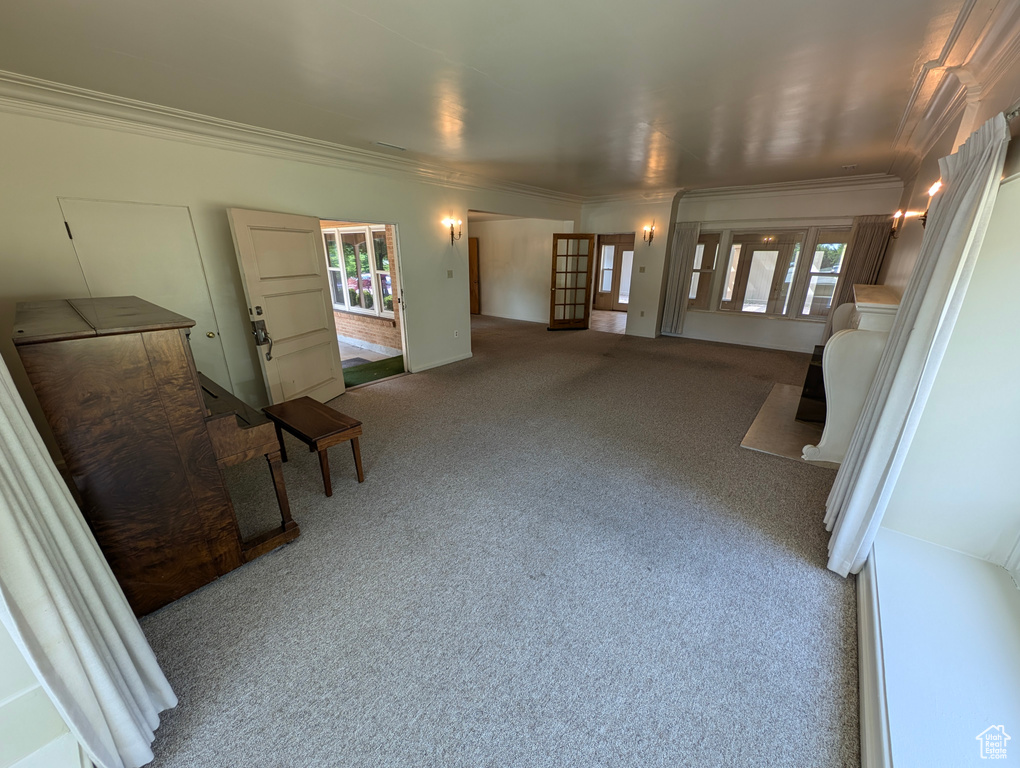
262,397,364,497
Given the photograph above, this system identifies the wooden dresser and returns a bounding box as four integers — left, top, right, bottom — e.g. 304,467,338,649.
13,296,298,615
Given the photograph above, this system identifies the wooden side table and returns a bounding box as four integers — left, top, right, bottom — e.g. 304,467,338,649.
262,397,364,497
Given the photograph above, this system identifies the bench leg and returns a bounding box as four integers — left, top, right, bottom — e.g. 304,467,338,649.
274,422,288,463
351,436,365,483
318,447,333,497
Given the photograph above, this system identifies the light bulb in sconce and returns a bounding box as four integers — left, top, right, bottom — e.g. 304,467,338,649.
891,210,904,238
442,217,463,245
919,180,942,228
642,221,655,245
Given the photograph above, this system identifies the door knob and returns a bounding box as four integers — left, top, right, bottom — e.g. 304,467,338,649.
206,332,216,338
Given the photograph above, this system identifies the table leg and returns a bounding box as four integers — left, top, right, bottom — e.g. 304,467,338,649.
274,422,288,463
265,450,294,526
351,436,365,483
318,446,333,497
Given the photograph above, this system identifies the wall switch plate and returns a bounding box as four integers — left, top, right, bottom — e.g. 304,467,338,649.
639,266,645,273
447,269,454,278
454,330,459,338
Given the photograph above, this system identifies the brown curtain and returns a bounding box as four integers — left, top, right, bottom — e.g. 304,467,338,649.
822,214,894,339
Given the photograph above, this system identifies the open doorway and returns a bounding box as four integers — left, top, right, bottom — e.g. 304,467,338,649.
320,220,406,387
590,233,634,334
464,211,576,336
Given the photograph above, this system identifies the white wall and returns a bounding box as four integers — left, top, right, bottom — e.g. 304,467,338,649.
0,105,580,436
666,177,903,352
467,217,573,324
881,173,1020,565
0,623,84,768
580,195,675,338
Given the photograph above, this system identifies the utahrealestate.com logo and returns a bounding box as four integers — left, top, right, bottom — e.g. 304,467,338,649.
976,725,1010,760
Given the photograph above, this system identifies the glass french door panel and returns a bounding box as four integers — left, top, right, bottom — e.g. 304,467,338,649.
618,250,634,304
775,244,801,314
722,244,742,302
803,275,839,315
741,250,779,313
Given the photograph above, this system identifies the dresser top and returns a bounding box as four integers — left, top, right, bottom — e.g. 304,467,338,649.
853,284,901,312
13,296,195,345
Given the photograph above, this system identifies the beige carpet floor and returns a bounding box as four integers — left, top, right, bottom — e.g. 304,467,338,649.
140,315,855,767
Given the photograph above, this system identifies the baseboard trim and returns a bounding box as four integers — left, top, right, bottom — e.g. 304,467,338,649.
858,548,893,768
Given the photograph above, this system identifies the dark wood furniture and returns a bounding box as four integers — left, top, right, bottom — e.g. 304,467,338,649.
199,373,299,559
13,296,299,615
262,397,364,497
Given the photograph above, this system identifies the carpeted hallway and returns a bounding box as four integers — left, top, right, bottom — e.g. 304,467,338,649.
141,315,857,767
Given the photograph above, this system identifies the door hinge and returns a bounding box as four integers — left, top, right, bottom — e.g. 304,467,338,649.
64,221,73,240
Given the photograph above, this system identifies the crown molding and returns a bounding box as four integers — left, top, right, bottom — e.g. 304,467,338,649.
0,71,584,207
891,0,1020,178
681,174,903,202
581,188,682,206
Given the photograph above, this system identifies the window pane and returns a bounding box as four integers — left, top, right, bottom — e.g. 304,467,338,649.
374,231,389,272
618,250,633,304
776,243,800,315
692,243,705,270
329,270,346,307
741,250,779,313
802,275,839,316
722,244,741,302
810,242,846,274
324,233,340,268
688,272,701,300
379,273,393,312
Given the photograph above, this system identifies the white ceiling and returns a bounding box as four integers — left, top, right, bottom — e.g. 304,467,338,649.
0,0,971,196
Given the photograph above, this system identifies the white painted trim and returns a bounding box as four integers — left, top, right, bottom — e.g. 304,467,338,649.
681,175,902,202
0,71,582,206
411,351,472,373
697,216,856,230
858,548,894,768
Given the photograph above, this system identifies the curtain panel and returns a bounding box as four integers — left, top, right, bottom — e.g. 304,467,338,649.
660,222,701,335
0,354,177,768
821,214,894,339
823,113,1011,576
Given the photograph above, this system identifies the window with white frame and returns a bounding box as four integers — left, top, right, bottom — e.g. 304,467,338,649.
687,233,720,310
322,226,394,316
799,229,851,317
686,226,854,320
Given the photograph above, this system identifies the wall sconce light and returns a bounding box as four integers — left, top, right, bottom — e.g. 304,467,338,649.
442,217,462,245
891,210,904,238
918,180,942,228
643,221,655,245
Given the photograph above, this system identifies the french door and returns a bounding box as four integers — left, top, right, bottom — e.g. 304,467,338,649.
594,234,636,311
548,234,596,330
720,232,804,315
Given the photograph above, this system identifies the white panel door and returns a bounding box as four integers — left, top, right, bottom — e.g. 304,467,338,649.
58,198,231,387
227,208,345,404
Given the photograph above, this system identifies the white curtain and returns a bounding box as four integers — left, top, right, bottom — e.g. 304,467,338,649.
660,221,701,335
0,355,177,767
824,113,1011,576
